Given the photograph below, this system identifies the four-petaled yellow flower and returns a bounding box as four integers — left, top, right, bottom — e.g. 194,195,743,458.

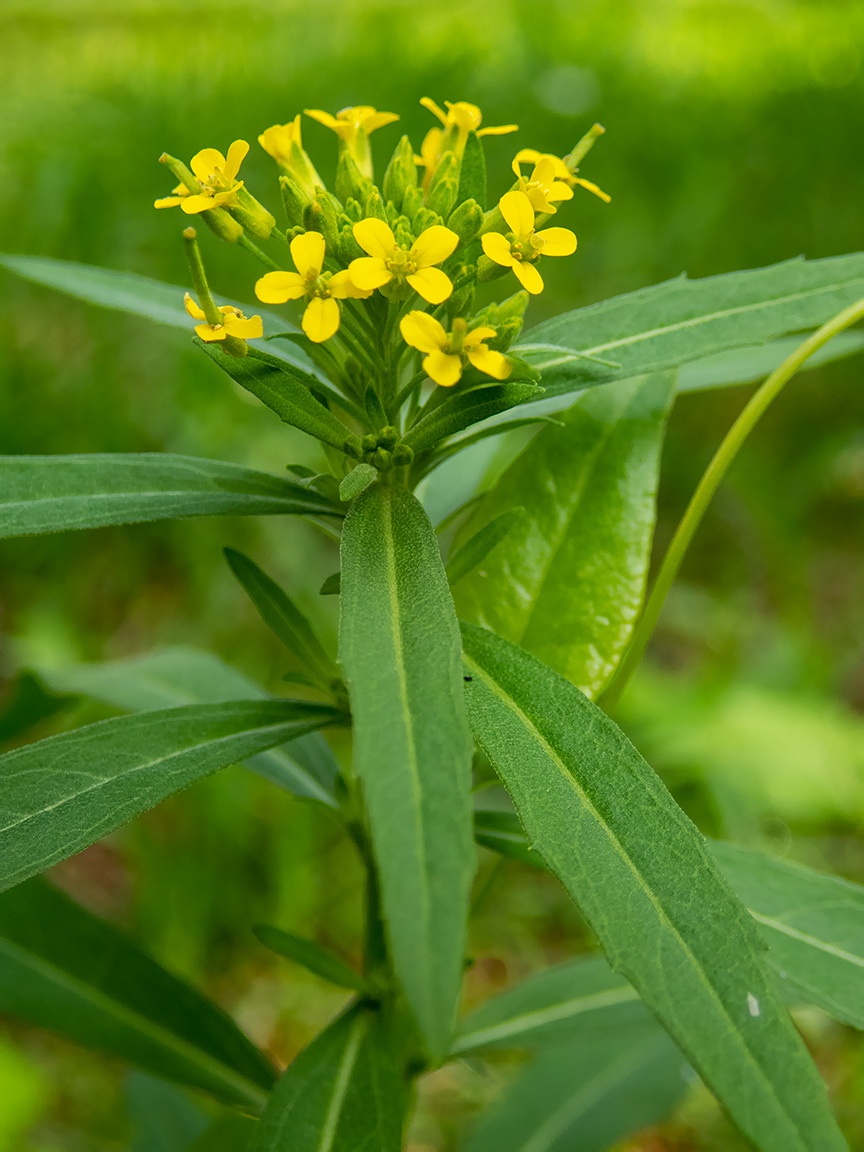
304,106,399,178
511,154,573,214
184,294,263,343
400,312,511,388
155,142,249,214
481,191,577,295
258,115,323,194
349,220,459,305
255,232,370,344
513,148,611,204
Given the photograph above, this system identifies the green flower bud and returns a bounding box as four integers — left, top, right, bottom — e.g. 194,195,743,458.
335,150,372,204
362,186,389,223
426,152,460,218
303,187,341,250
337,223,364,263
373,447,393,470
382,135,418,208
378,425,399,449
201,207,244,244
413,206,444,234
401,185,424,225
230,187,276,240
446,198,483,245
448,280,475,315
477,254,511,283
391,444,414,467
279,175,311,228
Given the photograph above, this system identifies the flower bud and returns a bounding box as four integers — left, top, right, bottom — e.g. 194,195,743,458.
201,207,244,244
446,198,483,245
337,223,364,263
391,444,414,467
426,151,459,218
303,188,341,250
477,254,511,283
362,186,389,223
401,185,424,225
382,135,419,209
230,187,276,240
279,174,312,227
412,207,444,234
335,150,372,204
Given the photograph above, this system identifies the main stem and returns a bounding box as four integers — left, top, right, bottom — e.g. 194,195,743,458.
602,297,864,712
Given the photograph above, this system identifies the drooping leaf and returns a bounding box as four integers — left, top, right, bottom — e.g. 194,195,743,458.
339,486,475,1058
0,699,342,893
446,507,524,587
517,252,864,398
0,454,340,540
248,1004,403,1152
714,841,864,1030
404,383,542,457
460,623,846,1152
0,878,275,1107
463,1020,687,1152
253,926,368,993
127,1071,210,1151
38,646,340,807
455,372,675,697
0,671,73,745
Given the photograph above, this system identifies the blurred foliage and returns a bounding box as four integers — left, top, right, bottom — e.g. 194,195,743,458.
1,0,864,1146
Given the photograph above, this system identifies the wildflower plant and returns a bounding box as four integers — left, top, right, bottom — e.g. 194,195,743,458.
1,96,864,1151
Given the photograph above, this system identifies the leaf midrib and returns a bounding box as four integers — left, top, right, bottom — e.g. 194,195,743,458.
316,1013,365,1152
750,911,864,969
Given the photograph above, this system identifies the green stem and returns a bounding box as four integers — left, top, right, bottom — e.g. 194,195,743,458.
238,234,281,270
602,297,864,712
182,228,222,326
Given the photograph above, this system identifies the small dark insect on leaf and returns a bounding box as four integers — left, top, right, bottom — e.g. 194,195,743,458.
464,676,473,682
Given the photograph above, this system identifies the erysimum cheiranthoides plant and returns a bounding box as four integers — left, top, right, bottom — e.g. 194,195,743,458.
1,95,864,1151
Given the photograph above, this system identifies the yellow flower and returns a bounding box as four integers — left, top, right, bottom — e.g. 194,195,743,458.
155,141,249,214
400,312,511,388
511,154,574,214
481,190,577,295
304,106,399,178
258,115,323,194
348,219,459,305
254,231,370,343
514,148,611,204
184,293,263,343
420,97,518,156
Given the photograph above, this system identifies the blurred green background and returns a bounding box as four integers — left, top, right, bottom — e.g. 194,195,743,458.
1,0,864,1146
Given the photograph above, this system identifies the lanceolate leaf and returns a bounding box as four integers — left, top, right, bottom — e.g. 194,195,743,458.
127,1072,209,1151
248,1004,403,1152
446,507,524,587
518,252,864,397
455,372,675,697
253,926,368,993
0,699,342,893
339,486,475,1058
460,623,846,1152
0,454,340,540
38,647,340,807
404,383,542,457
0,878,275,1107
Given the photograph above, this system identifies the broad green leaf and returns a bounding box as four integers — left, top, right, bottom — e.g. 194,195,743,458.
460,623,846,1152
0,253,316,375
127,1071,209,1151
455,373,675,697
714,841,864,1030
404,383,542,457
0,453,340,540
253,926,368,993
224,550,337,687
0,671,72,744
340,486,475,1058
189,1115,257,1151
463,1021,687,1152
453,954,643,1055
248,1004,403,1152
198,343,361,455
0,699,342,893
518,252,864,397
38,646,340,807
446,508,524,586
0,878,275,1107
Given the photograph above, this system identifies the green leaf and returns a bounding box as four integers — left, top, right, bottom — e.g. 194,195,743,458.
338,463,377,502
460,623,846,1152
224,550,336,687
253,926,368,993
404,383,542,457
713,841,864,1030
519,252,864,398
339,486,475,1058
319,573,341,596
188,1115,257,1151
472,810,542,870
127,1071,209,1152
455,372,675,697
446,507,524,586
453,953,643,1055
463,1021,687,1152
0,877,275,1107
198,343,361,455
0,671,73,745
248,1004,403,1152
0,453,340,540
676,331,864,394
38,647,341,808
0,699,342,893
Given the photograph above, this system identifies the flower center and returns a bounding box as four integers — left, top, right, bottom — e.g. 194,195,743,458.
386,248,416,276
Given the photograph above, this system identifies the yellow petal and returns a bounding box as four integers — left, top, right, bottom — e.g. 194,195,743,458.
195,323,226,342
302,296,340,343
533,157,556,187
424,350,462,387
290,230,326,277
400,311,447,354
327,269,372,299
420,97,448,126
190,148,226,180
410,224,459,269
574,176,612,203
304,108,341,131
535,227,578,257
476,123,519,137
180,194,219,214
548,181,574,202
526,187,556,214
154,196,183,209
467,347,511,379
353,218,396,259
514,148,544,165
499,190,534,237
463,325,497,348
225,140,249,179
348,257,392,291
512,260,544,295
255,271,307,303
481,232,516,267
184,293,207,320
406,267,452,305
445,101,483,132
225,313,263,339
364,111,400,133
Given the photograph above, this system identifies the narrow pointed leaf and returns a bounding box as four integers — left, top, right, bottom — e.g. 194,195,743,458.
460,623,846,1152
340,486,475,1058
0,454,340,540
248,1004,403,1152
446,507,524,586
253,926,368,993
455,372,675,697
38,647,340,807
403,383,542,456
0,699,342,893
127,1072,210,1151
473,809,539,868
0,878,275,1107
